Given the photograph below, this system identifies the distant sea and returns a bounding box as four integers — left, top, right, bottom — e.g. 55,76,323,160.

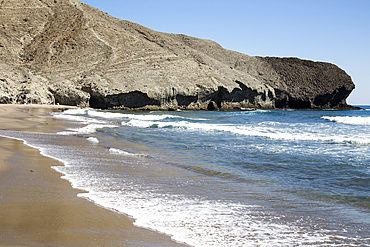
1,106,370,246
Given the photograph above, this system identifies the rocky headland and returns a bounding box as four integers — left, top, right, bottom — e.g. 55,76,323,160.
0,0,355,110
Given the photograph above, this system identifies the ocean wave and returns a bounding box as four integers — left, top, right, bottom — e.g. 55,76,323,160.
53,108,209,123
56,108,88,115
122,120,194,129
75,189,356,247
52,113,106,124
54,108,188,120
109,147,147,157
322,116,370,125
249,109,272,114
85,110,174,121
57,124,117,135
122,120,370,145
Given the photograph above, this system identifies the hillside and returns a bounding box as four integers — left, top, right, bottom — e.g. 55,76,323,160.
0,0,355,110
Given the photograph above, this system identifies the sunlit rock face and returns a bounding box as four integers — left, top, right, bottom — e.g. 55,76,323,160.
0,0,354,110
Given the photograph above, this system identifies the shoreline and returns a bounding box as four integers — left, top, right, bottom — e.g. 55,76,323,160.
0,104,188,247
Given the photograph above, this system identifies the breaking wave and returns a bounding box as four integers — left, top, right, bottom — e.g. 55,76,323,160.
322,116,370,125
122,120,370,145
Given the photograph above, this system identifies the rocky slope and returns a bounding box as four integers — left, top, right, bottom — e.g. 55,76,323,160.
0,0,355,110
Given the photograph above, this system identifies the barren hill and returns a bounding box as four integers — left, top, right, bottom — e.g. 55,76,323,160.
0,0,355,110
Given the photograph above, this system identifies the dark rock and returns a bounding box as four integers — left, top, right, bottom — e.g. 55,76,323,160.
207,101,218,111
259,57,354,109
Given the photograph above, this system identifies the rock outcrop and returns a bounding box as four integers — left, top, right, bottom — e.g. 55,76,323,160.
0,0,355,110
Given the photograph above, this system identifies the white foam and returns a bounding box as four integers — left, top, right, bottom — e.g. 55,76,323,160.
57,108,88,115
122,120,370,145
52,112,107,124
87,137,99,144
57,124,117,135
52,114,92,122
109,147,147,157
55,108,186,121
322,116,370,125
75,189,355,247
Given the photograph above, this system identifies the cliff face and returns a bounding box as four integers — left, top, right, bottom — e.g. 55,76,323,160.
0,0,355,110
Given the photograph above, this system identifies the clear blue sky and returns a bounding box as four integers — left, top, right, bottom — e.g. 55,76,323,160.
81,0,369,105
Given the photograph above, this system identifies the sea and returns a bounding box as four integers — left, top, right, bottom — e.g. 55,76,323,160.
1,106,370,246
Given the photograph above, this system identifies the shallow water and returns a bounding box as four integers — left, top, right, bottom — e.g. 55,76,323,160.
1,106,370,246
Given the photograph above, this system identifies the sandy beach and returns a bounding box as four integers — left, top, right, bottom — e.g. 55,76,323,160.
0,104,187,247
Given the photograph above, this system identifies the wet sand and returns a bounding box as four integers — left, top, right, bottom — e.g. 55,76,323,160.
0,104,187,247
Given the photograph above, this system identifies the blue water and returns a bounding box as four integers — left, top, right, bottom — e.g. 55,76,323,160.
1,106,370,246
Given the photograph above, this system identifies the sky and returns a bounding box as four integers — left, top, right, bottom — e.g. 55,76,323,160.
80,0,369,105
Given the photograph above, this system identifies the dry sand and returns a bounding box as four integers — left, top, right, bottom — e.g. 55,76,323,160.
0,104,187,247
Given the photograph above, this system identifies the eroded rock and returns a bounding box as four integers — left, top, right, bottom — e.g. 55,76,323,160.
0,0,355,110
